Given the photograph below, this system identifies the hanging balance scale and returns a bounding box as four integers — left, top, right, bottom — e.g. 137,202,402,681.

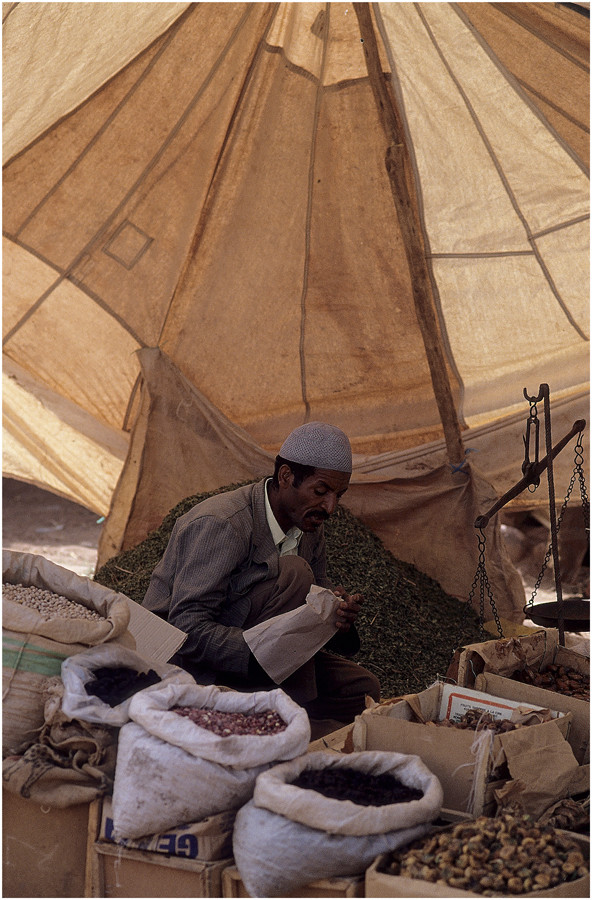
471,383,589,646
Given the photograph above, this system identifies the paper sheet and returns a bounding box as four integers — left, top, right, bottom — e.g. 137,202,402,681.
243,585,340,683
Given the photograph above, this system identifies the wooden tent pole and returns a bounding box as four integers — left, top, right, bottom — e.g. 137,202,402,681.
354,3,466,466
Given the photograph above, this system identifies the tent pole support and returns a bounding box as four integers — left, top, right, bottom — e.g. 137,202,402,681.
354,3,465,467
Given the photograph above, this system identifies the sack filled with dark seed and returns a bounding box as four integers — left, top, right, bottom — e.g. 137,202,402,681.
61,644,196,727
171,705,287,736
289,765,423,806
86,665,161,706
232,750,443,898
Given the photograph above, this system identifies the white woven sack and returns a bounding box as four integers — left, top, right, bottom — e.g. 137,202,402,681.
127,682,311,767
111,721,270,839
60,644,195,726
233,799,432,898
253,750,444,835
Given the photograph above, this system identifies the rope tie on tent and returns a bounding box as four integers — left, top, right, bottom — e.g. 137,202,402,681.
449,447,477,475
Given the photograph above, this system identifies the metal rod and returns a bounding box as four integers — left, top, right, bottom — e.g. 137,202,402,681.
541,386,565,645
474,416,586,529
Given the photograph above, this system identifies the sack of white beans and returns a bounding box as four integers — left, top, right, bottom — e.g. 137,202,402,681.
110,682,310,839
2,549,133,755
232,751,443,897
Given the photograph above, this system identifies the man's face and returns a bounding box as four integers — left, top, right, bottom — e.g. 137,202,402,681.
276,466,350,533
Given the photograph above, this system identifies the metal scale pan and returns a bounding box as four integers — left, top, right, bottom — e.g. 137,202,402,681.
524,598,590,632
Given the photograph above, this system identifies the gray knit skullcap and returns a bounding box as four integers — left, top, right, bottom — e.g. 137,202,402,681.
280,422,352,473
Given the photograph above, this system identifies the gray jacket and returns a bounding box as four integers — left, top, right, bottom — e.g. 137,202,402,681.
142,479,333,678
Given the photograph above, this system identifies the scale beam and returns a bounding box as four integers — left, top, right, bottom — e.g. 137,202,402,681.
474,418,586,530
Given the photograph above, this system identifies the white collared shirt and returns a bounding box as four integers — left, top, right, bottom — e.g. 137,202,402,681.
264,479,302,556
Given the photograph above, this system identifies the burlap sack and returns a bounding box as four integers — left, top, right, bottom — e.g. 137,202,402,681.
2,678,118,807
3,550,132,755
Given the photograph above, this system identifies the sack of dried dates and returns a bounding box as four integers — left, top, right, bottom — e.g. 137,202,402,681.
110,682,310,838
2,549,132,756
60,644,195,727
232,749,443,897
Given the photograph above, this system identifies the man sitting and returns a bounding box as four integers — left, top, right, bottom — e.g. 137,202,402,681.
142,422,380,737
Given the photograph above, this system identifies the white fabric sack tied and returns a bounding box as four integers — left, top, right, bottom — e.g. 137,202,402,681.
60,644,195,727
127,682,311,768
111,721,271,839
243,584,340,682
233,750,442,898
253,749,443,835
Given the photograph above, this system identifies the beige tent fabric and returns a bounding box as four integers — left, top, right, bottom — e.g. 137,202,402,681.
3,3,589,623
458,2,590,170
2,2,190,164
3,357,128,515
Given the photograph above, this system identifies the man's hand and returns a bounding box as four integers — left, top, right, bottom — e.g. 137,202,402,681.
333,585,364,631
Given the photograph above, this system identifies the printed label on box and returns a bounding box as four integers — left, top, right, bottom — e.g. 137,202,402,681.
99,798,234,860
439,683,552,724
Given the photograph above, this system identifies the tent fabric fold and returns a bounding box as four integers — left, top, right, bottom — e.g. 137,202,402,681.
3,2,589,624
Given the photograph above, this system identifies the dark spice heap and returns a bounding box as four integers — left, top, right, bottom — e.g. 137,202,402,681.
94,481,484,698
378,812,589,895
86,665,161,706
172,706,287,736
511,663,589,701
290,766,423,806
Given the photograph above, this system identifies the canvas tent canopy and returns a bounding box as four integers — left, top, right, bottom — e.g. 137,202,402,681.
3,2,589,625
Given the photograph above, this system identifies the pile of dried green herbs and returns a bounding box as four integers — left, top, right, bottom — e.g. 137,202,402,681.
95,482,483,698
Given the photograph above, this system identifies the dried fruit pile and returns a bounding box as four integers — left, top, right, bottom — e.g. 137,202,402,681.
379,812,589,895
434,708,521,735
3,582,104,622
172,706,287,736
86,665,161,706
94,482,484,698
289,766,423,806
511,663,589,701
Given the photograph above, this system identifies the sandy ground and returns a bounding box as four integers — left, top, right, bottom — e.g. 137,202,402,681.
2,477,102,577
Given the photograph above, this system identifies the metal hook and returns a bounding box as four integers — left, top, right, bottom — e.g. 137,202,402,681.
523,385,546,404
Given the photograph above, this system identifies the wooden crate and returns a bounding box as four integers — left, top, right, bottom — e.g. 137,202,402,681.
85,799,231,897
221,864,365,898
88,843,232,897
2,789,90,898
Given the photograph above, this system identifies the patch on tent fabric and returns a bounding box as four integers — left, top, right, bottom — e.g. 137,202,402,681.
103,220,153,270
311,10,325,38
2,635,67,676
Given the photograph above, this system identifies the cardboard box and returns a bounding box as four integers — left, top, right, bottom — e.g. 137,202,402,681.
455,629,557,688
475,667,589,765
89,844,232,898
365,832,590,898
2,790,90,898
221,864,365,898
351,682,572,817
307,723,354,753
122,596,187,664
98,796,235,861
